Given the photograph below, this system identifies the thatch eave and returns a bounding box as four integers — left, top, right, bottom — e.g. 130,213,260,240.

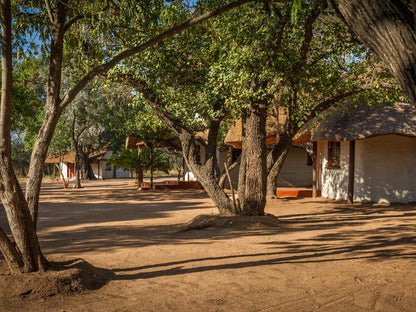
312,102,416,142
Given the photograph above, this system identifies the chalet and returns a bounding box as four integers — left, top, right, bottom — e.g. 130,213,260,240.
312,102,416,203
46,149,130,180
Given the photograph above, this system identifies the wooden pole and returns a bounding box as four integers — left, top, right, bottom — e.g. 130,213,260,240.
224,162,238,214
312,141,318,198
137,146,143,187
149,143,154,189
347,140,355,204
182,156,185,181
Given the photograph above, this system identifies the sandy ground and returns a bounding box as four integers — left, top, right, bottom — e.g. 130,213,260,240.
1,179,416,312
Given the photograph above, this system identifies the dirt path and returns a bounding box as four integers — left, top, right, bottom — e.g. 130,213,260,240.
1,179,416,311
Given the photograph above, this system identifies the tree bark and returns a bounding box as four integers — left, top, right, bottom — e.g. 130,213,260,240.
25,1,67,227
330,0,416,104
136,147,143,187
0,226,24,273
240,104,267,216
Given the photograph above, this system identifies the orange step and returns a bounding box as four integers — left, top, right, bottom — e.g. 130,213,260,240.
276,189,321,198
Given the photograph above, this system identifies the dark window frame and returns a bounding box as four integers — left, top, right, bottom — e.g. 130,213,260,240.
327,141,341,169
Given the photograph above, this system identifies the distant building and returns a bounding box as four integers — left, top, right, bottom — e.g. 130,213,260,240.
46,149,130,180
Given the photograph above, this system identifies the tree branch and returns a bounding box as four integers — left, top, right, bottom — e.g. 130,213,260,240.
302,82,397,125
44,0,54,24
58,0,287,111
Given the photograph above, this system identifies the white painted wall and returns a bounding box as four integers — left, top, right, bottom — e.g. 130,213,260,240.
217,146,312,188
277,147,312,187
184,144,313,188
319,141,350,200
354,135,416,203
59,162,70,180
90,151,130,179
92,161,130,179
318,135,416,203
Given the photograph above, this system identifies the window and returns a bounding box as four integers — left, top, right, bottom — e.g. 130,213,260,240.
306,153,313,166
232,149,242,163
327,141,340,169
105,162,112,171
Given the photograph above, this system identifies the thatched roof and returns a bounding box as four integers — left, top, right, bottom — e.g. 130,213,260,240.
292,120,315,145
125,136,139,149
224,116,280,149
45,150,110,164
224,115,312,148
46,142,113,164
311,102,416,141
195,130,209,144
45,151,76,164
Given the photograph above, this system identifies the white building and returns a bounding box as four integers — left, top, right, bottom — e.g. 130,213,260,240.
46,150,130,180
90,150,130,179
313,102,416,203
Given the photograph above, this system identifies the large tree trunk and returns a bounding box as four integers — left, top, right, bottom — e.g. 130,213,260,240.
73,151,82,189
330,0,416,104
80,148,96,180
0,0,47,273
239,103,267,216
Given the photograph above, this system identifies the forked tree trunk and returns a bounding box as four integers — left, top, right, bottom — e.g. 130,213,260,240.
181,132,235,215
330,0,416,104
132,81,235,215
266,134,291,197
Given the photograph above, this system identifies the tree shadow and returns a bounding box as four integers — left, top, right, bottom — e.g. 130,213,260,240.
1,180,415,288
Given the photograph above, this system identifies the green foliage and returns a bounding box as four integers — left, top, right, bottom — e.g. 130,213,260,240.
107,147,171,174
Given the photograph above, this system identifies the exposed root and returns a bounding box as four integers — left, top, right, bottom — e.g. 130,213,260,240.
0,257,112,300
179,214,283,232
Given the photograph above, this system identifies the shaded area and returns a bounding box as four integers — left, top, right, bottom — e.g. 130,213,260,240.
1,179,416,312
